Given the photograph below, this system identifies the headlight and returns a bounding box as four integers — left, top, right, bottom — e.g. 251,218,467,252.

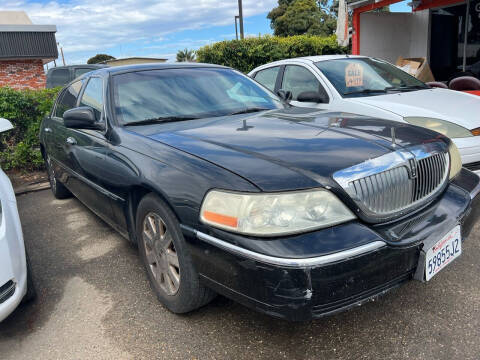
448,141,462,179
200,189,356,236
404,117,473,138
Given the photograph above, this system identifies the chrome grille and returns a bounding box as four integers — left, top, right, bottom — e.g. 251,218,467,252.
412,152,448,202
333,142,450,221
351,165,413,214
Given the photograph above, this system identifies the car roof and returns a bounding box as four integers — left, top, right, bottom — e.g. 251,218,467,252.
83,62,230,77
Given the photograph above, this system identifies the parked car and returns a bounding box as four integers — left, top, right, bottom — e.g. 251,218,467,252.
39,63,480,321
0,118,35,322
46,64,107,88
249,55,480,173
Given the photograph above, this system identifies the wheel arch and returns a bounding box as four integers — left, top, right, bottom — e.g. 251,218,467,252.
125,184,182,244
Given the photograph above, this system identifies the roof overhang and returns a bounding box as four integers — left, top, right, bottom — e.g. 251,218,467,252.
0,25,56,32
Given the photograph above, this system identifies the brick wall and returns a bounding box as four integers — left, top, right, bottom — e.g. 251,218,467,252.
0,59,46,90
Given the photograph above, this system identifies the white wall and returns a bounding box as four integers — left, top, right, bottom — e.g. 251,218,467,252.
360,10,430,63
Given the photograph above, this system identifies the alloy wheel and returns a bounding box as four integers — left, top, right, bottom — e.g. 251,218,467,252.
142,212,181,296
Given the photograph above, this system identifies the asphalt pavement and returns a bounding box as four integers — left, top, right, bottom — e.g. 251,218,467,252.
0,189,479,359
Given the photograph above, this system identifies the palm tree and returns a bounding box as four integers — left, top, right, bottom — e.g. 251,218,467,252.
176,48,196,62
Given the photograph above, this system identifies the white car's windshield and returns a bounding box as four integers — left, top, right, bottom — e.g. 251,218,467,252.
315,58,429,98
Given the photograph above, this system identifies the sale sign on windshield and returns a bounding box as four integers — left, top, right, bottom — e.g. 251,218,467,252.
345,63,364,87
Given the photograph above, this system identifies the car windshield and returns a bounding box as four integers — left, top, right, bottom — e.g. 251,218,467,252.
112,67,283,124
315,58,429,98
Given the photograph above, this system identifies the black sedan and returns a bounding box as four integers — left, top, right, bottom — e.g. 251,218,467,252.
39,63,480,321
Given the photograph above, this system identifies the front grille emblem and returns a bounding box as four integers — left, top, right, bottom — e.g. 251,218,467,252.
409,158,417,178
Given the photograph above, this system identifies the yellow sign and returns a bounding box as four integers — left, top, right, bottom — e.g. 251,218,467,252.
345,63,364,87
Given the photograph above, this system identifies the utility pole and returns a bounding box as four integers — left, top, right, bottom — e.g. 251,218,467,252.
57,42,66,66
234,15,239,40
237,0,244,39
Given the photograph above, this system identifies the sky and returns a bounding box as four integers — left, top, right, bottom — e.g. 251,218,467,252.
0,0,412,65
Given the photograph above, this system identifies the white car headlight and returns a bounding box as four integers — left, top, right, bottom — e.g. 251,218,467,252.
200,189,356,236
404,117,473,138
448,141,462,179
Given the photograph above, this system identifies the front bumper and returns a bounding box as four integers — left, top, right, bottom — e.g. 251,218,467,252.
183,169,480,321
0,173,27,322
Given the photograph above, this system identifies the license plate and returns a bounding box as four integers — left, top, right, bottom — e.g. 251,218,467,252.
425,225,462,281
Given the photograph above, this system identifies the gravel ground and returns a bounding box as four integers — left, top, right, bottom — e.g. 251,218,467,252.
0,189,479,360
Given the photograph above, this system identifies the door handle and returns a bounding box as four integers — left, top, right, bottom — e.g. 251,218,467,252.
66,137,77,145
44,127,52,133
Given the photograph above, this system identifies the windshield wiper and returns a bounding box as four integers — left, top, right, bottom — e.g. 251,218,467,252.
393,85,429,91
227,107,272,116
124,116,200,126
343,88,391,96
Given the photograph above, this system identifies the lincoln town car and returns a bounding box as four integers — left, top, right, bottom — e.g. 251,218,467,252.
39,63,480,321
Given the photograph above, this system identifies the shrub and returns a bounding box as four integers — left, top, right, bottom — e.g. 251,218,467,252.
196,34,348,73
0,87,60,171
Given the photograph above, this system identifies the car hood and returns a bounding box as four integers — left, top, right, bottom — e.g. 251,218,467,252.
136,108,444,191
348,88,480,130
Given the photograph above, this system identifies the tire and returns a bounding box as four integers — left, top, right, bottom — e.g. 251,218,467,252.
45,154,71,199
22,251,36,303
137,193,215,313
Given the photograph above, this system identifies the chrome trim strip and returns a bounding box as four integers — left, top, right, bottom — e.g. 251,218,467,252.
181,225,386,268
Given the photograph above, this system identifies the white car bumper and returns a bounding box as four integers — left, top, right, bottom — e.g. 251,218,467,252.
453,137,480,174
0,172,27,322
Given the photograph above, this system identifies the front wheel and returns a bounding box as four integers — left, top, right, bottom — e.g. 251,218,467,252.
137,194,215,313
45,154,71,199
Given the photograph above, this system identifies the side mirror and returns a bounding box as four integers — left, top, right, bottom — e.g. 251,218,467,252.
277,89,292,102
297,91,327,103
63,107,103,130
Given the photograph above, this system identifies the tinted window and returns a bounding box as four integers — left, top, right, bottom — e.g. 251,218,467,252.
49,68,70,87
282,66,323,101
74,68,94,77
254,66,280,91
113,68,283,124
79,77,103,121
54,81,83,118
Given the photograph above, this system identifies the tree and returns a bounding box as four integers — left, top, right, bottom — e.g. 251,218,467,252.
267,0,337,37
176,49,196,62
87,54,116,64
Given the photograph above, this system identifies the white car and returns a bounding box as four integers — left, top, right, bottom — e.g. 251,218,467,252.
249,55,480,173
0,118,35,322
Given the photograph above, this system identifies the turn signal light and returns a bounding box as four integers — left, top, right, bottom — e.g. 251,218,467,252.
203,211,238,228
471,128,480,136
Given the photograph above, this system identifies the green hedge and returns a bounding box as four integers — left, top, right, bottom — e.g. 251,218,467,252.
0,87,60,171
196,34,348,73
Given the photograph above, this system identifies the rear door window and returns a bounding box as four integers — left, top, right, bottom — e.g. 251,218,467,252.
54,81,83,118
254,66,280,92
49,68,71,87
74,68,94,78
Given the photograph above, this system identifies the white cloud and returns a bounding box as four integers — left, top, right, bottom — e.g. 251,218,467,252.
1,0,276,63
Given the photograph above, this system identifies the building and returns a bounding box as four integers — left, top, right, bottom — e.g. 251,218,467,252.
103,57,168,67
347,0,480,81
0,11,57,90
